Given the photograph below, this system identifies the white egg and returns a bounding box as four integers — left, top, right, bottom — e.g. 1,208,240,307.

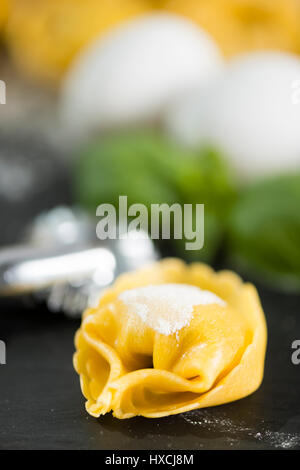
165,52,300,180
61,13,223,137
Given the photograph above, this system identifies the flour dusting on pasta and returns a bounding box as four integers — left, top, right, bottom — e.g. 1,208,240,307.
119,283,226,335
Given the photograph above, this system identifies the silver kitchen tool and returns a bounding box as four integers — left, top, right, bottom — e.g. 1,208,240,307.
0,207,158,317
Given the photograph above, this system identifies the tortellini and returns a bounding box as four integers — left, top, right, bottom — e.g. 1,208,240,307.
74,259,267,419
6,0,152,83
163,0,300,58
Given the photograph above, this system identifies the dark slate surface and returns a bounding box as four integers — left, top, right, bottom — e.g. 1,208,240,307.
0,138,299,450
1,285,300,450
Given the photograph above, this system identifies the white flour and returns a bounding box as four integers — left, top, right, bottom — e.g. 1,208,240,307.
119,283,226,335
182,411,300,449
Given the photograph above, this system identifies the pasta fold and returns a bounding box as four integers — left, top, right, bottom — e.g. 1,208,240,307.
74,259,267,419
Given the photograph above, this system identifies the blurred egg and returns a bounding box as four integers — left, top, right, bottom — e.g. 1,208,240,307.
61,13,223,136
165,52,300,180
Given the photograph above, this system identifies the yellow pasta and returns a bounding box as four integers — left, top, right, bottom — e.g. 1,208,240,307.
6,0,153,83
163,0,300,57
0,0,9,31
74,259,267,419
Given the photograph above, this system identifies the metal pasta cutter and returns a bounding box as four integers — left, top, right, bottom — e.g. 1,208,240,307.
0,207,158,317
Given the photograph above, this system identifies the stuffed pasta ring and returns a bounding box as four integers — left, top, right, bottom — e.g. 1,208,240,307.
74,259,267,419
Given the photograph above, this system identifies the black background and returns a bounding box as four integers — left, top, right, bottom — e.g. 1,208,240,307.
1,284,300,450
